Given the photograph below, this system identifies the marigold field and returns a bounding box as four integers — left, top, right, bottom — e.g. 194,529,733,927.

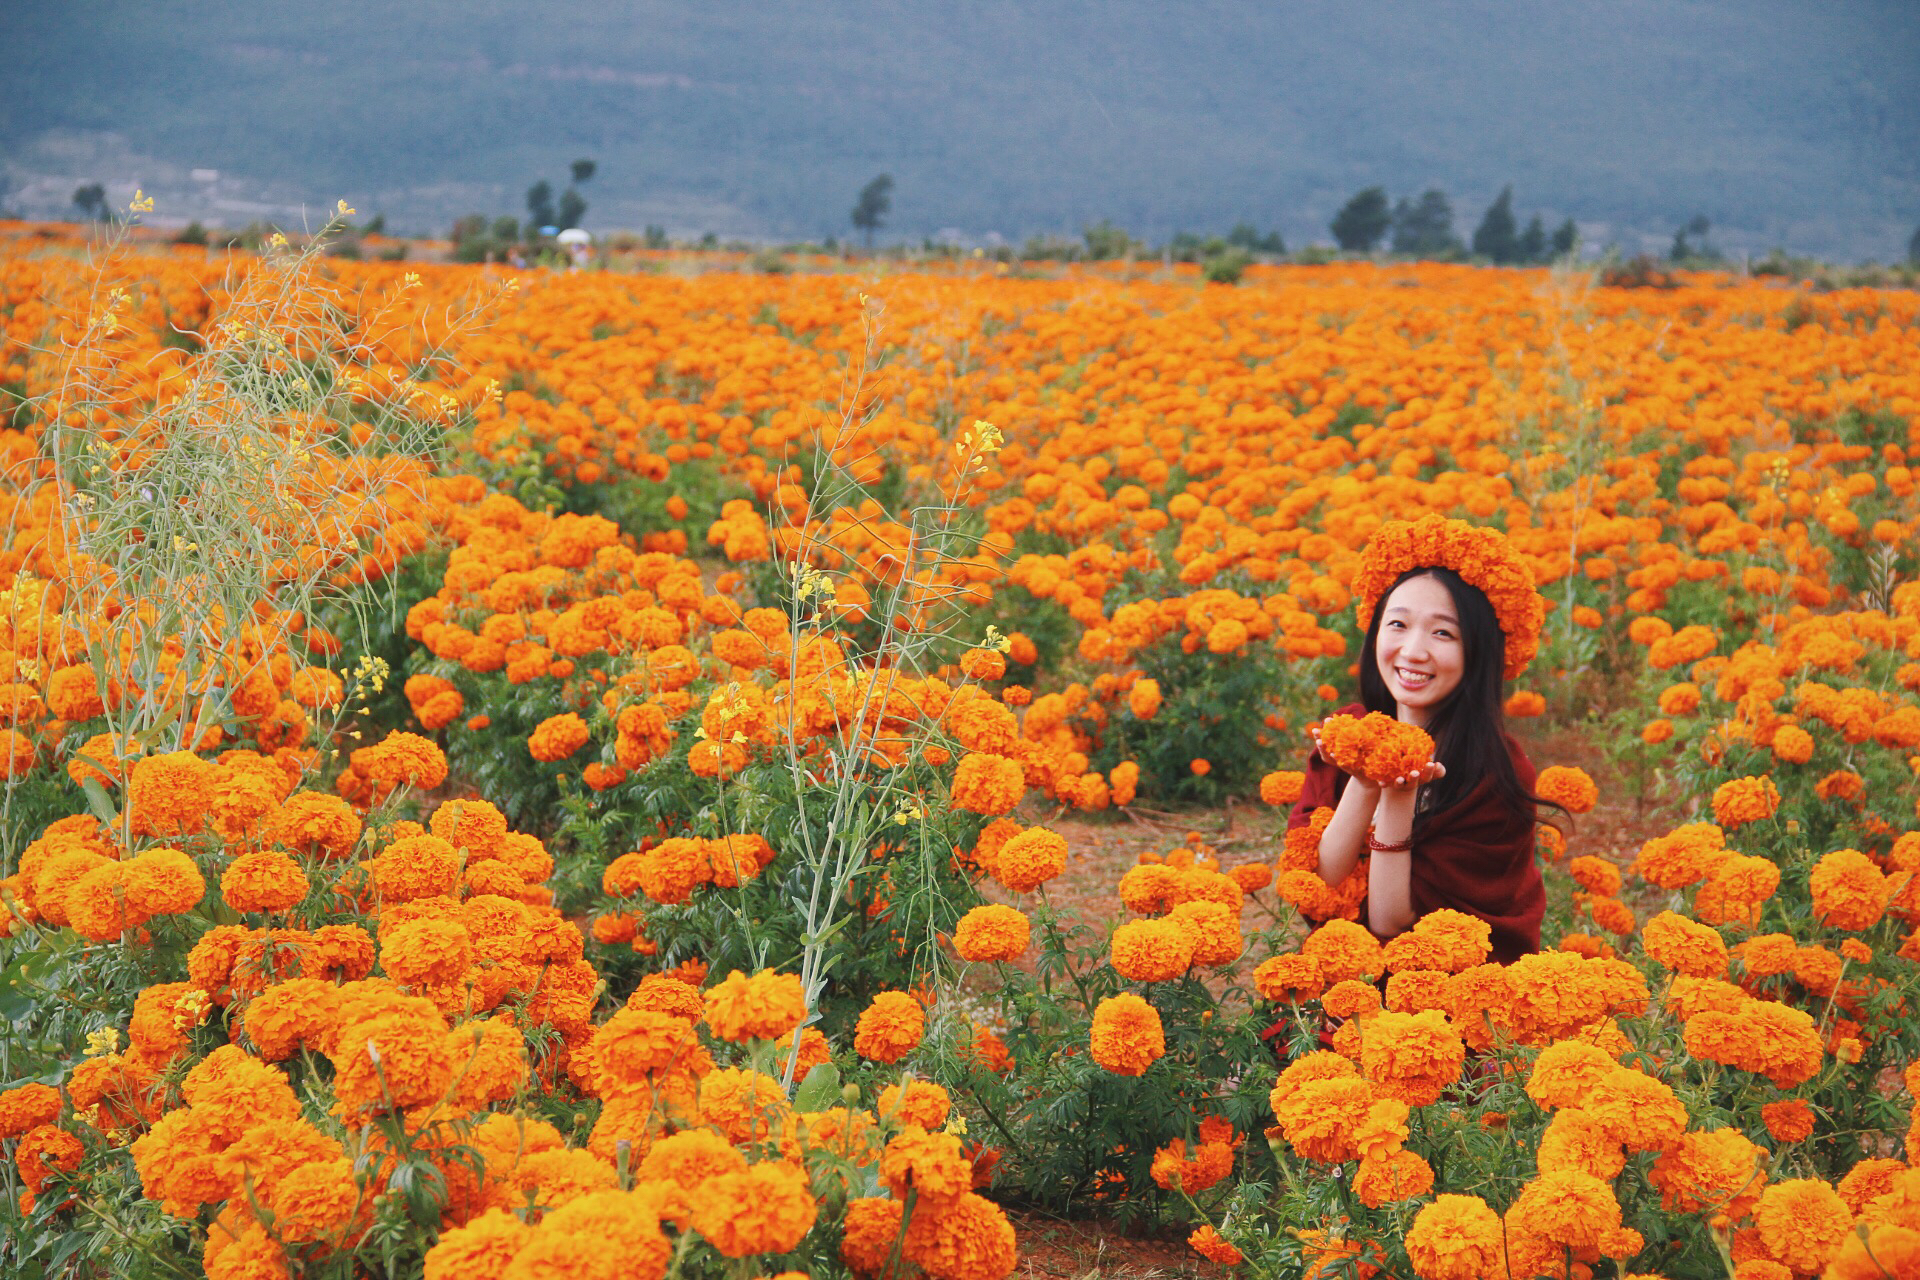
2,215,1920,1280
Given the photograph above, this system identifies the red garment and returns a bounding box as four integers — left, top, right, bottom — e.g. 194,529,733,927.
1288,704,1544,964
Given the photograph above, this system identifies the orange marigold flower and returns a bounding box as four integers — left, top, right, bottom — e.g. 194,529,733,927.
1712,775,1781,828
854,991,926,1063
950,752,1025,815
688,1160,817,1258
1383,909,1492,974
1504,690,1547,718
1317,711,1435,787
352,731,448,793
1189,757,1211,776
1634,822,1727,889
1252,952,1325,1002
126,751,216,839
1536,765,1598,814
366,834,461,903
381,916,473,988
590,1009,699,1090
1110,917,1195,982
265,791,363,860
44,666,107,722
959,647,1007,682
1301,918,1385,984
1355,1147,1435,1207
1760,1098,1815,1144
702,969,807,1043
1810,848,1891,930
877,1079,951,1129
1568,855,1622,896
952,904,1029,963
528,712,590,763
221,849,310,915
1816,768,1866,803
271,1157,365,1243
1259,770,1305,806
840,1197,906,1275
1406,1193,1505,1280
881,1124,974,1207
902,1190,1016,1280
0,1083,62,1139
1752,1178,1851,1274
1089,992,1165,1076
1771,724,1814,764
1187,1225,1243,1266
1359,1009,1465,1106
1128,678,1162,720
1648,1127,1768,1219
1641,910,1730,979
15,1123,83,1197
1505,1169,1622,1260
992,826,1067,893
1524,1040,1618,1110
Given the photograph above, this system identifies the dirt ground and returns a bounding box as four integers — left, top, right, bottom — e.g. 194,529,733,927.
1005,1210,1218,1279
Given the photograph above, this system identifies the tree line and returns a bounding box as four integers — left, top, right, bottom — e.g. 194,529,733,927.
51,168,1920,269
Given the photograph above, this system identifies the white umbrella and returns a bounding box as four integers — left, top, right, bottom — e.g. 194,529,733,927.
556,228,592,246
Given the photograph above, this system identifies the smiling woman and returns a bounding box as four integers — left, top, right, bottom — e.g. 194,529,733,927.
1291,516,1558,963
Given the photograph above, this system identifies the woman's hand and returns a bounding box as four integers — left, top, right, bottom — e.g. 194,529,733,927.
1381,760,1445,792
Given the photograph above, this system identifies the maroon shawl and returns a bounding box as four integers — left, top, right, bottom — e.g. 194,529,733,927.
1287,705,1544,964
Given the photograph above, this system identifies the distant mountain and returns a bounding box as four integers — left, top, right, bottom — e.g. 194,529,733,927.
5,0,1917,260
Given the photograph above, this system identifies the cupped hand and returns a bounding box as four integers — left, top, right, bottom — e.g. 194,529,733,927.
1383,759,1446,791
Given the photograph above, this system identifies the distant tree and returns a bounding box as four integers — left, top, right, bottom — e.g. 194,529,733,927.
72,183,108,222
1330,187,1391,253
1392,189,1463,258
1227,223,1286,254
174,221,209,246
1516,215,1547,264
571,158,597,185
1471,186,1519,263
1908,222,1920,265
644,225,669,249
1083,220,1138,260
1550,218,1578,258
557,187,587,230
526,181,557,231
1670,214,1713,262
851,173,893,247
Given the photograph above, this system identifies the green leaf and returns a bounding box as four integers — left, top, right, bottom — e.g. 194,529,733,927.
793,1062,842,1112
80,774,119,826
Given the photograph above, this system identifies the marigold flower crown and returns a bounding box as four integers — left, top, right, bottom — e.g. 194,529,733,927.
1352,514,1547,680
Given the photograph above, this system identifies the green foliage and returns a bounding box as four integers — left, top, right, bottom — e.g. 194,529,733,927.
1670,213,1721,263
851,173,894,245
1390,189,1464,259
1202,247,1252,285
1470,185,1518,263
1329,186,1391,253
1226,223,1286,255
70,184,107,223
1081,221,1141,261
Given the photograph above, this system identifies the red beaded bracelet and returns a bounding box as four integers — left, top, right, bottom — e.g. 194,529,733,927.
1367,831,1414,853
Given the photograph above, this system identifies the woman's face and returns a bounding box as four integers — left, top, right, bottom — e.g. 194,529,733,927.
1375,574,1466,724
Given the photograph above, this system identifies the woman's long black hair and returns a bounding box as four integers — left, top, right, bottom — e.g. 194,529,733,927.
1358,566,1560,834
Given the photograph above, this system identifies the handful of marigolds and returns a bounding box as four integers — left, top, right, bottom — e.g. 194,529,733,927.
1316,712,1436,787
